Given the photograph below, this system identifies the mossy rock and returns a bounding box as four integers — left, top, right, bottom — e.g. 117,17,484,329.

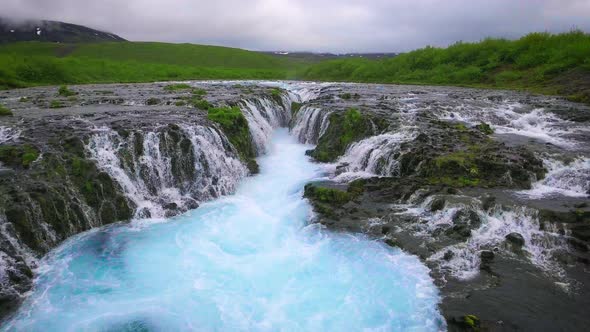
291,102,302,116
309,108,376,162
49,100,65,109
475,122,494,135
164,83,191,91
206,106,258,173
0,104,13,116
58,85,77,97
0,145,40,168
146,98,161,105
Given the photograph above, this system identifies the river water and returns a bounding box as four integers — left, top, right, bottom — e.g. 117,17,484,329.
2,129,443,331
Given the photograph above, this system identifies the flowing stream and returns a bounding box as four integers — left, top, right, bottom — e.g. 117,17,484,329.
2,129,443,331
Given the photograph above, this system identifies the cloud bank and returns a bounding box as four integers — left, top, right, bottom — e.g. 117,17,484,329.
2,0,590,52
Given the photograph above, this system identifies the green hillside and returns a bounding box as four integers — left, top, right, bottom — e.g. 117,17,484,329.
0,31,589,103
0,42,305,89
300,31,590,103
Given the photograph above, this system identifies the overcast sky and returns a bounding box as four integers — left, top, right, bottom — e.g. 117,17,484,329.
3,0,590,52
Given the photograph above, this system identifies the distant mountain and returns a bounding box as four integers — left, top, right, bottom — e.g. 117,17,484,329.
0,18,126,43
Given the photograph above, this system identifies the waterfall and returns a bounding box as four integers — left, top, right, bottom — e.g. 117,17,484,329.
290,106,332,144
86,125,247,219
0,126,20,145
239,97,290,153
438,101,584,148
519,157,590,198
333,132,415,181
391,198,570,280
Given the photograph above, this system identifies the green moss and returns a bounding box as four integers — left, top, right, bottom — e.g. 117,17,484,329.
190,98,212,110
463,315,480,329
19,96,29,102
207,106,258,173
0,104,12,116
146,97,160,105
0,144,40,168
291,102,302,115
174,100,186,107
58,85,77,97
164,83,191,91
49,100,65,108
192,88,207,96
475,122,494,135
310,108,374,162
339,93,359,100
304,184,352,204
270,88,281,97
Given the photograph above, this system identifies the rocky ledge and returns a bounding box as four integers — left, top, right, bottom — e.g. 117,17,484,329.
295,84,590,331
0,82,292,318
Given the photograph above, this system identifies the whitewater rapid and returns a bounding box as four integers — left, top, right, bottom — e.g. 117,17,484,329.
2,129,443,331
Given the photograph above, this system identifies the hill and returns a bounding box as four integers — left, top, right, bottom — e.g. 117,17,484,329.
0,41,305,89
0,18,125,44
299,31,590,103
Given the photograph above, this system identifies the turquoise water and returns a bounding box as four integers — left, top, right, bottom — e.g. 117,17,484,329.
3,129,443,331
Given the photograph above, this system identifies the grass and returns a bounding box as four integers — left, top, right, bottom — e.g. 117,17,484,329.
300,30,590,102
0,41,306,89
49,100,65,108
164,83,192,91
0,104,12,116
0,31,588,102
58,85,77,97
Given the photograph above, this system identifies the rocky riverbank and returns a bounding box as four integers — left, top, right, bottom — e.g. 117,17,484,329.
295,83,590,331
1,81,589,330
0,82,295,317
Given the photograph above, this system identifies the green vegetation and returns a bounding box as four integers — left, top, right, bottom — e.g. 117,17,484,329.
462,315,481,330
58,85,77,97
0,41,305,89
310,108,376,162
206,106,258,173
49,100,65,108
0,104,12,116
0,32,588,102
304,185,352,204
0,145,40,168
475,122,494,135
146,98,160,105
190,97,212,110
291,102,302,115
192,88,207,96
164,83,192,91
300,31,590,103
339,92,359,100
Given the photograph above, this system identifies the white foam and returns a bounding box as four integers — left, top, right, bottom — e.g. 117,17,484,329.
520,157,590,198
0,126,20,144
334,132,415,181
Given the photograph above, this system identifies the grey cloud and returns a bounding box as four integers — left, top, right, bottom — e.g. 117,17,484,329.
2,0,589,52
